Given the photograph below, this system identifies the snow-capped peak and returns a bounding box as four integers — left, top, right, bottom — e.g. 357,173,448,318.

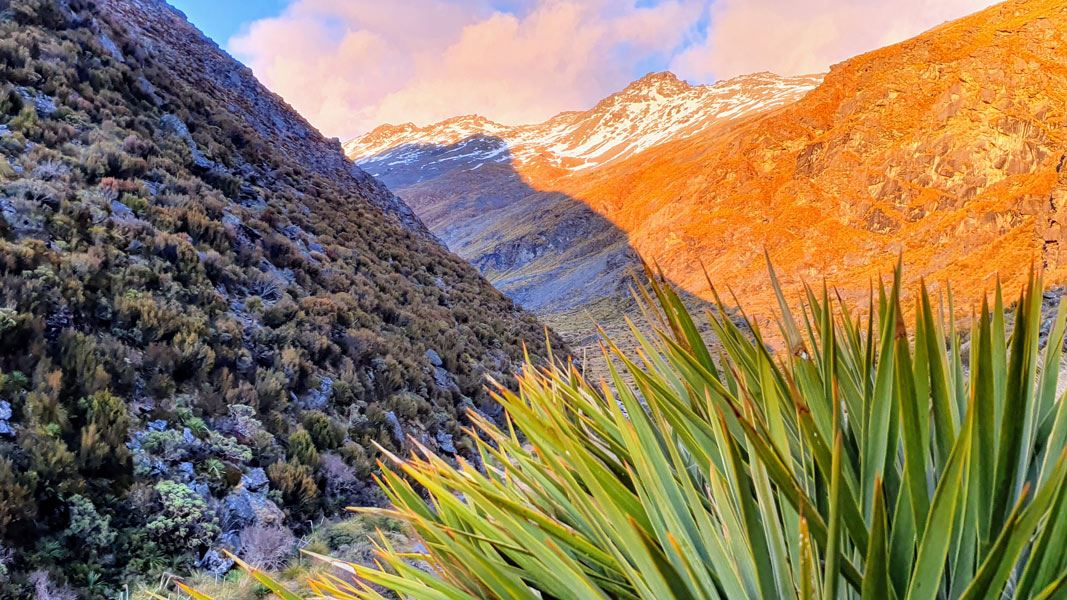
618,71,691,96
346,70,823,174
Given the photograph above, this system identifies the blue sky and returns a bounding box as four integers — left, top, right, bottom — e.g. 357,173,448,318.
169,0,289,47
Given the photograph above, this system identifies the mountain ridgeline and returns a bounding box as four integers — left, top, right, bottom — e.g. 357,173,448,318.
0,0,561,594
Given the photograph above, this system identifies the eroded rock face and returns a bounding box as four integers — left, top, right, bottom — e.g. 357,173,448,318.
0,400,13,437
0,197,47,238
15,86,57,116
240,468,269,492
158,113,215,170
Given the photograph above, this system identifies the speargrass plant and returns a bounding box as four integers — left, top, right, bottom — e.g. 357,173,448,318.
182,263,1067,599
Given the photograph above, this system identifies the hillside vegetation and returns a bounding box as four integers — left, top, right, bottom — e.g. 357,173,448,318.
0,0,559,595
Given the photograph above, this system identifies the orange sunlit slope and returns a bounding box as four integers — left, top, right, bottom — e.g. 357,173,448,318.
554,0,1067,321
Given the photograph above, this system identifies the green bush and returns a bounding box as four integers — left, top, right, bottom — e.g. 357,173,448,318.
302,410,344,450
63,494,115,554
145,480,219,554
75,391,132,478
0,457,35,536
266,460,319,513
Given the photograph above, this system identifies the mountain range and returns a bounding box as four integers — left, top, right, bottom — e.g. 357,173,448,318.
346,71,822,174
348,0,1067,338
3,0,1066,594
346,71,821,349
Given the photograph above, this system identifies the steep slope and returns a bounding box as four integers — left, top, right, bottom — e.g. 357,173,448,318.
560,0,1067,324
0,0,560,594
346,72,819,350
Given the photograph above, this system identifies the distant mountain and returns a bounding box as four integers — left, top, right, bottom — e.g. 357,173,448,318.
347,71,821,174
345,72,819,349
0,0,559,593
349,0,1067,338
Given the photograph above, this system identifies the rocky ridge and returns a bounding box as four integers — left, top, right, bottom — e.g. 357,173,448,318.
102,0,432,238
554,0,1067,325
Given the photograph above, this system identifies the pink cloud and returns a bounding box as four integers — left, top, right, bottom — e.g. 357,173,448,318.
230,0,997,140
671,0,996,81
230,0,704,139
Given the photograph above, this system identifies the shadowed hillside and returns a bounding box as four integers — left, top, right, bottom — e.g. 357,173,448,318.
0,0,562,594
360,135,720,374
364,137,637,313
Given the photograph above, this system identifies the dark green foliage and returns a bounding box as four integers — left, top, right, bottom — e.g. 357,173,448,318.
145,481,220,554
0,0,561,595
286,427,319,467
76,391,132,481
266,460,319,514
0,456,35,536
62,495,115,556
302,410,344,450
